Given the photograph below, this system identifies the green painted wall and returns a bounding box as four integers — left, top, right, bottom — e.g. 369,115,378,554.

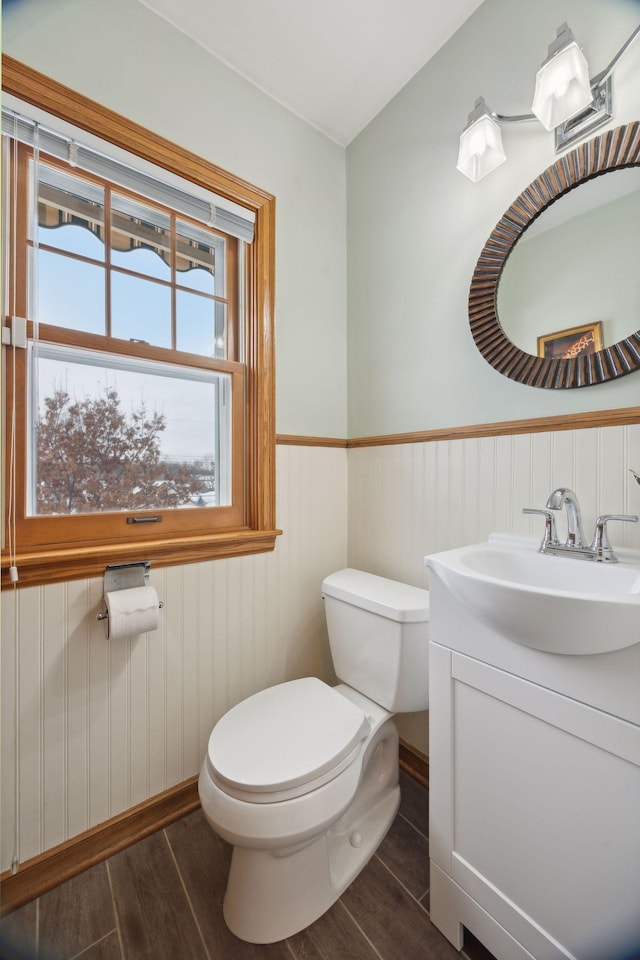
346,0,640,436
2,0,348,438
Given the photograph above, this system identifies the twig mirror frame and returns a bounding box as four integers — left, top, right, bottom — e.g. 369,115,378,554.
469,121,640,388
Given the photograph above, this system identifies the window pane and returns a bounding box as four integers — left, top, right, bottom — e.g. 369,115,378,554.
30,345,229,516
111,195,171,279
176,290,226,358
111,272,171,347
38,221,106,260
36,163,105,260
37,249,105,334
176,220,221,295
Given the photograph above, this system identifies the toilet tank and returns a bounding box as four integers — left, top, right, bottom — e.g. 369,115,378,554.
321,568,430,713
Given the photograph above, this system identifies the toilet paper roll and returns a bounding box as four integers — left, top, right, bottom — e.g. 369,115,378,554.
105,585,160,640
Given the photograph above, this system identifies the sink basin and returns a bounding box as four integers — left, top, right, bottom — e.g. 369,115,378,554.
425,534,640,655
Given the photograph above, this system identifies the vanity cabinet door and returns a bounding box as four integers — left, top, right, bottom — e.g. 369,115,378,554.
429,642,640,960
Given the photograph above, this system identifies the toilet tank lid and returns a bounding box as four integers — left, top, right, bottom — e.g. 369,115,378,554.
322,569,429,623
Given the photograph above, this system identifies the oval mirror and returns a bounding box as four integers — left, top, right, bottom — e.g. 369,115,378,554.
469,122,640,388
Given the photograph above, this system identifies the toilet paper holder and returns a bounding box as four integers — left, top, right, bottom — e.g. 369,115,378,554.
96,561,163,622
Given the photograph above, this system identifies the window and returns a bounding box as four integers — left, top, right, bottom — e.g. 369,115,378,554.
2,57,277,588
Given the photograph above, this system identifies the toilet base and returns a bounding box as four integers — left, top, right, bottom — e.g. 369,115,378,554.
223,778,400,943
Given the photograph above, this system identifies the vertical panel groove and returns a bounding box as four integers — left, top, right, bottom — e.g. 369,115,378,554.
15,588,21,869
195,566,200,775
145,631,150,801
85,580,91,839
106,591,112,820
63,584,69,842
39,588,45,855
179,566,185,782
126,634,131,813
162,567,168,791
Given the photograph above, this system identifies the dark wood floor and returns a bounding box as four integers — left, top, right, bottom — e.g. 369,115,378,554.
0,771,495,960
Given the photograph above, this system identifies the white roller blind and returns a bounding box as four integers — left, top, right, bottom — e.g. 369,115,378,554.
2,107,255,243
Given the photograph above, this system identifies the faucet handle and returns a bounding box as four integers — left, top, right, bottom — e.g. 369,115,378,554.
591,514,639,562
523,508,559,550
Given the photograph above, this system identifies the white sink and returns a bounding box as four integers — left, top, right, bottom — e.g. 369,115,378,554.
425,534,640,655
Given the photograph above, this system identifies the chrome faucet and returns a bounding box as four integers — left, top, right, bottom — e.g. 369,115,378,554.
524,487,638,562
545,487,586,547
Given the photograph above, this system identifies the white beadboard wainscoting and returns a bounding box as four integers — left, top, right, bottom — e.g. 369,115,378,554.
2,422,640,870
0,445,347,873
348,423,640,754
348,424,640,584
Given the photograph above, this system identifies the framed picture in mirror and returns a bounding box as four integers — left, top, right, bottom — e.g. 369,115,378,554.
537,321,604,360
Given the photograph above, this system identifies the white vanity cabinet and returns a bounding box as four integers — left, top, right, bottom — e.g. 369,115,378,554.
427,558,640,960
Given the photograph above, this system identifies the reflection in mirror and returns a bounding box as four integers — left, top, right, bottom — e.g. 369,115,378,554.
468,121,640,388
498,169,640,354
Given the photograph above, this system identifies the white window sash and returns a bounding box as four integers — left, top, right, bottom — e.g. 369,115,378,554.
27,341,232,515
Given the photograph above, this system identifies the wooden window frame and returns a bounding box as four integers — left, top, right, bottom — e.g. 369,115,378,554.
2,56,279,588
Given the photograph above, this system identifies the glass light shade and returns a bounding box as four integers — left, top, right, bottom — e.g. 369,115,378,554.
456,113,506,182
531,41,592,130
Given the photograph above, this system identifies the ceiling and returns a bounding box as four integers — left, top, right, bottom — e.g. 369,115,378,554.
137,0,485,145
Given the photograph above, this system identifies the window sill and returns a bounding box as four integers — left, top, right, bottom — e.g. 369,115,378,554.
1,528,282,589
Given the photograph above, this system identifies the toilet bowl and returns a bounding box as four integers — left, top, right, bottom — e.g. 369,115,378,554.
198,569,430,944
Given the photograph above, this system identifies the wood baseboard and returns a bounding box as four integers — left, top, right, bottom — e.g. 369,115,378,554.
399,739,429,790
1,747,428,916
0,776,200,916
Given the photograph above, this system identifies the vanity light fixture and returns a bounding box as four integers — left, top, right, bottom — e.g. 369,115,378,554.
456,21,640,182
455,97,507,182
456,97,531,182
531,23,592,131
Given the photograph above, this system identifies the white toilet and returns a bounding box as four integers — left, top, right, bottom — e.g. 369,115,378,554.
198,568,430,943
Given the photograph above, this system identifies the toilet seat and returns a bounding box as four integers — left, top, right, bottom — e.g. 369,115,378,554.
207,678,370,804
